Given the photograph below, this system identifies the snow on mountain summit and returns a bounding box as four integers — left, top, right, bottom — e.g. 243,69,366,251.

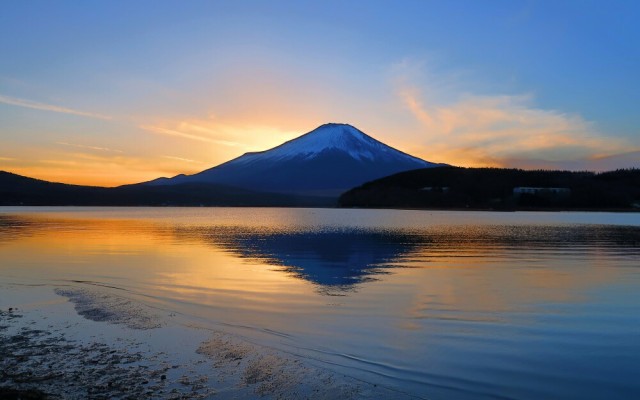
265,123,381,161
231,123,428,165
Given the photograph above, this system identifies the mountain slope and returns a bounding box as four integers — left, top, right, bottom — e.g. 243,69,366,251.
148,123,440,196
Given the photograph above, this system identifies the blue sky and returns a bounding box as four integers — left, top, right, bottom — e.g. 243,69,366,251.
1,1,638,185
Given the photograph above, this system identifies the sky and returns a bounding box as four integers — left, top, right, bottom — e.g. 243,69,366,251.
1,0,639,186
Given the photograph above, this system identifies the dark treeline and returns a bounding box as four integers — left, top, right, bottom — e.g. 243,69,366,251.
338,167,640,210
0,171,334,207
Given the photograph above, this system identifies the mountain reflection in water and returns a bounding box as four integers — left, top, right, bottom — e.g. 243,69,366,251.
170,223,640,293
2,213,640,297
173,227,423,291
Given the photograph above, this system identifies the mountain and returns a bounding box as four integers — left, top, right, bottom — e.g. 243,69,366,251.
147,123,440,196
0,123,440,206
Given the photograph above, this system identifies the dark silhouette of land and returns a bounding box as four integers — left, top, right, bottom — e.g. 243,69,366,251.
339,167,640,211
2,167,639,210
0,171,333,207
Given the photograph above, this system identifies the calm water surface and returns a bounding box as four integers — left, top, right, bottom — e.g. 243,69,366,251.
1,207,639,399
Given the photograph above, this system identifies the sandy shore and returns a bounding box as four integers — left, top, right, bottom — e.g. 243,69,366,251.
0,282,411,400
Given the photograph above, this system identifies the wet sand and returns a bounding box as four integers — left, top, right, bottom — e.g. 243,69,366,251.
0,283,411,399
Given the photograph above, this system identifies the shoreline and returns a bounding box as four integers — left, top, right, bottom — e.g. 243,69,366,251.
1,204,639,213
0,282,413,400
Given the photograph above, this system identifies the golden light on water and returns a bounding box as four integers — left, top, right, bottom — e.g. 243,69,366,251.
0,212,625,321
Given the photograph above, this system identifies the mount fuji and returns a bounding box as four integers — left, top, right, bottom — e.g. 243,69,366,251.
147,123,441,196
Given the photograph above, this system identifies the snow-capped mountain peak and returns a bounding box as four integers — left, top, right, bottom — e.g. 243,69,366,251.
231,123,426,165
147,123,440,196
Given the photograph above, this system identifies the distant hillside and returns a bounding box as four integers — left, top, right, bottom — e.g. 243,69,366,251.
338,167,640,211
0,171,333,207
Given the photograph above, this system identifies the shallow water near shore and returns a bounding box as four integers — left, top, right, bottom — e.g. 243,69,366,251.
1,207,639,399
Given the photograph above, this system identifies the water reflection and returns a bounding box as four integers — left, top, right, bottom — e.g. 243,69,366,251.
0,215,39,243
170,223,640,293
2,210,640,399
2,214,640,297
173,227,424,292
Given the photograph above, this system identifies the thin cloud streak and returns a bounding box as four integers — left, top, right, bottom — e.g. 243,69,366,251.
0,94,111,120
140,125,243,147
18,150,205,186
140,117,302,153
57,142,123,153
162,155,203,164
503,150,640,171
397,87,434,126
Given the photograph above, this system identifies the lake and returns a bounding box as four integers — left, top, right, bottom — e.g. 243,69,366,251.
1,207,639,399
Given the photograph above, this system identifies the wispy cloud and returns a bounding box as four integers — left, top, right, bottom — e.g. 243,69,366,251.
140,117,299,152
501,150,640,171
392,61,637,168
397,86,434,127
140,125,242,147
162,155,203,164
0,94,111,120
0,156,16,161
57,142,123,153
27,151,201,186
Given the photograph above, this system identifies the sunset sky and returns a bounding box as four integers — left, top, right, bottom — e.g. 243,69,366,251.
1,1,638,186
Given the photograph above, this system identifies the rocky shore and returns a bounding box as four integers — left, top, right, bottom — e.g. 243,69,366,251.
0,284,410,400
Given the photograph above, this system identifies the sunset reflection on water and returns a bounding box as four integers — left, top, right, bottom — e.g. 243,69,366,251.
1,207,639,399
